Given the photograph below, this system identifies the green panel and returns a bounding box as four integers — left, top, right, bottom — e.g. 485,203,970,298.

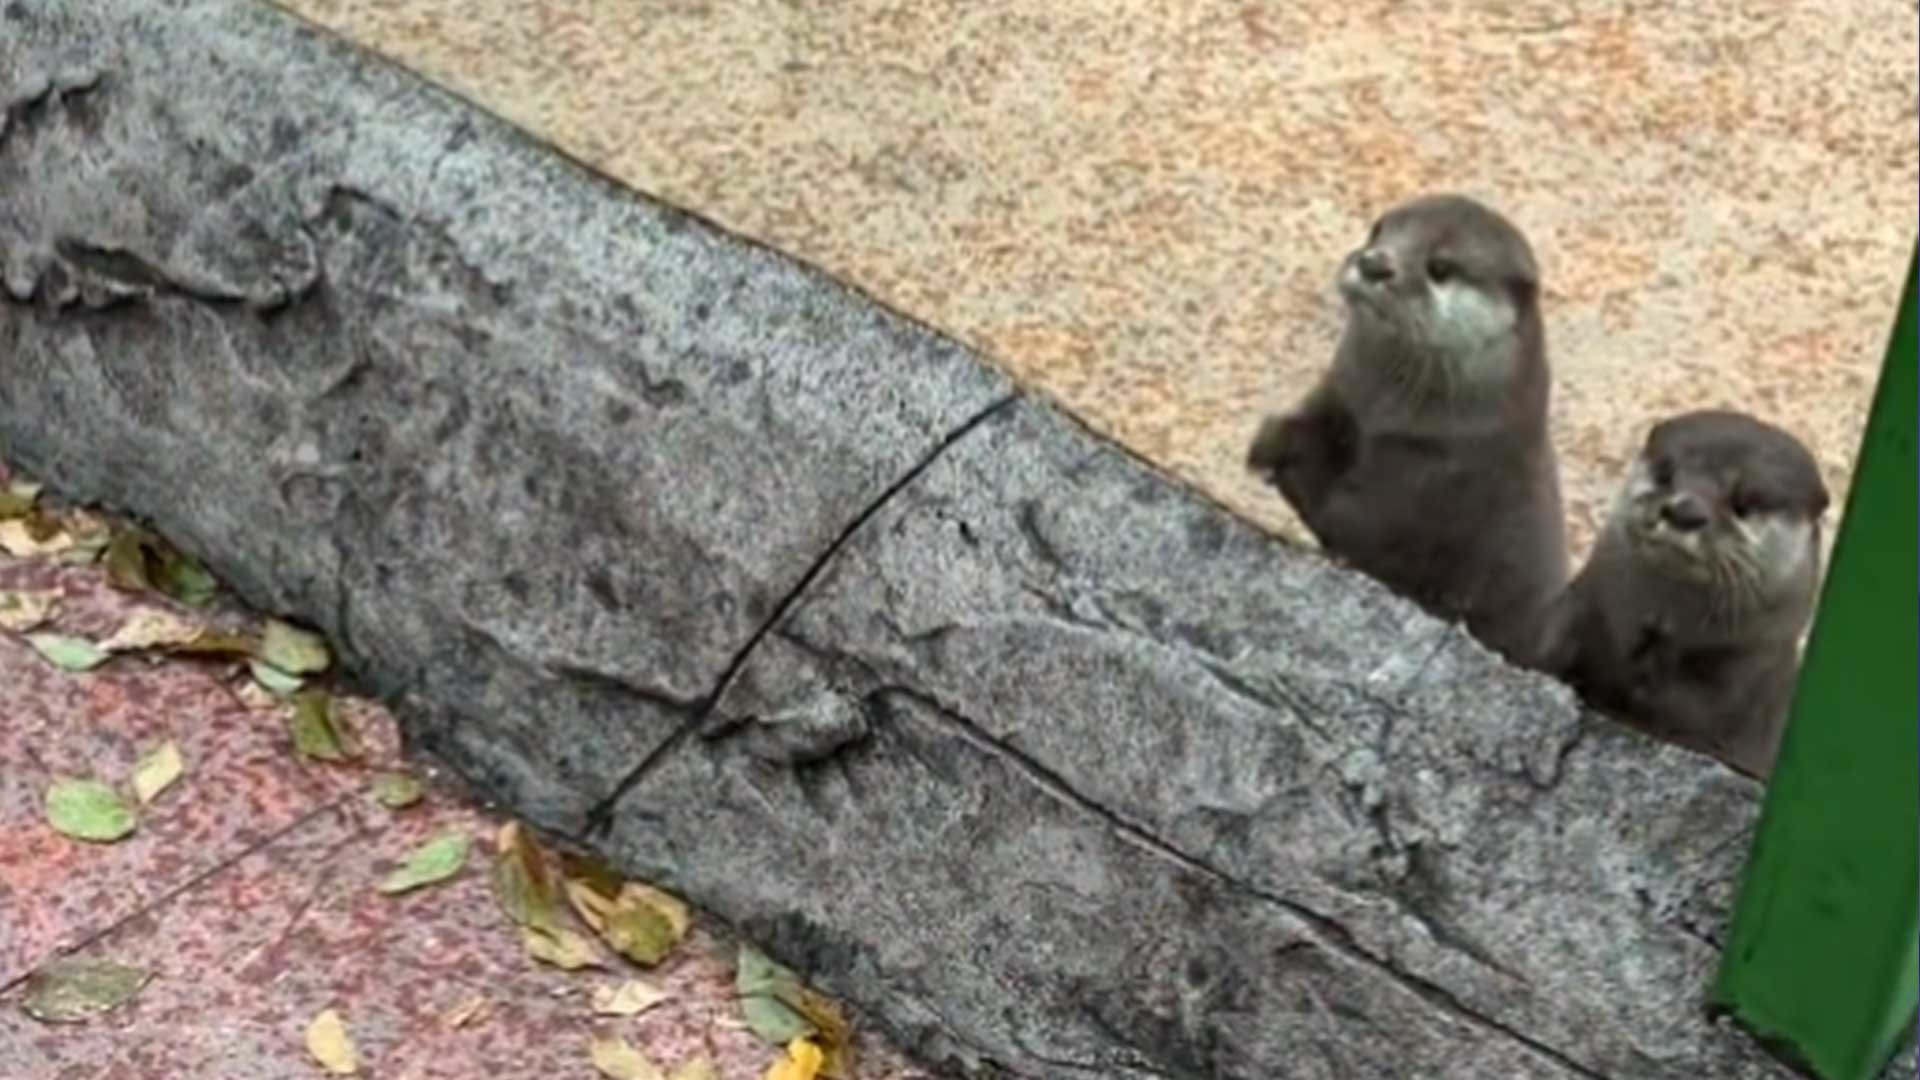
1713,248,1919,1080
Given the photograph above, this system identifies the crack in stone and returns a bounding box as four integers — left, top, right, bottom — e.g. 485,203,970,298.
581,390,1022,832
877,683,1617,1080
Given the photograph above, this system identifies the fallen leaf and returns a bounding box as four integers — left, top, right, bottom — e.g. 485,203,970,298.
371,771,425,809
287,691,354,762
736,945,805,1003
493,822,562,932
590,1035,667,1080
260,618,331,675
25,632,109,673
669,1056,720,1080
153,549,217,608
592,978,669,1017
0,517,73,556
100,608,202,653
233,677,281,710
55,512,111,564
169,628,257,659
104,528,155,592
0,479,42,519
0,589,60,632
378,830,471,894
562,859,690,967
793,988,855,1079
522,925,605,970
130,742,185,804
739,995,816,1046
248,658,305,696
764,1038,826,1080
306,1007,358,1075
19,959,151,1023
442,993,490,1029
45,779,136,842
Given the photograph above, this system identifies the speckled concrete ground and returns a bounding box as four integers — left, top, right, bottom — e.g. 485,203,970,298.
280,0,1916,557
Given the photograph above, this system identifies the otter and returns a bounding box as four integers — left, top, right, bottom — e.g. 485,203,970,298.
1247,194,1568,662
1540,410,1830,778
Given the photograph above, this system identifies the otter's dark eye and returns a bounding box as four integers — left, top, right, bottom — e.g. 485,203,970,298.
1650,457,1675,486
1426,257,1459,283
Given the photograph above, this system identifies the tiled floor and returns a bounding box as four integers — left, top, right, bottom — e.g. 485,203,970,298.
0,472,931,1080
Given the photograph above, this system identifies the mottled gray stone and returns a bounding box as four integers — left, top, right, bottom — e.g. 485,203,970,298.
1,3,1905,1079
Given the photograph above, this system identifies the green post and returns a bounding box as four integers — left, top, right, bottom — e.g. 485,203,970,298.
1712,248,1919,1079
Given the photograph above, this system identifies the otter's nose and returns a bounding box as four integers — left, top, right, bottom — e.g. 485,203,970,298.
1659,494,1711,532
1355,248,1395,283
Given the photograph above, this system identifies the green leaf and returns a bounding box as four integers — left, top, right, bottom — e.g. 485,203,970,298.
259,618,331,675
45,779,137,842
287,691,354,762
154,549,217,607
20,959,151,1023
377,830,471,895
25,633,109,673
130,742,185,804
736,944,805,1000
492,822,562,932
739,994,817,1046
370,771,424,809
103,529,155,593
604,903,678,967
248,658,305,696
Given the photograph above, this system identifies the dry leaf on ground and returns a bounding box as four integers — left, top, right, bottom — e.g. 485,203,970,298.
589,1035,667,1080
44,779,136,843
591,978,669,1017
260,618,331,675
305,1008,358,1075
248,657,305,696
288,691,355,762
764,1038,826,1080
0,589,60,632
371,771,425,809
522,925,606,971
19,960,151,1024
130,742,185,804
377,831,471,895
100,608,203,653
25,633,109,673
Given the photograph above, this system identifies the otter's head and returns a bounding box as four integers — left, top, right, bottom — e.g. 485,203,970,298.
1614,410,1829,627
1338,194,1542,388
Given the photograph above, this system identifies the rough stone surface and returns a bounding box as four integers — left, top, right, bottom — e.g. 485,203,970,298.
0,3,1908,1079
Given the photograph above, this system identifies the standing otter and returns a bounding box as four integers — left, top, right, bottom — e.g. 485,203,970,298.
1247,194,1568,662
1540,410,1830,778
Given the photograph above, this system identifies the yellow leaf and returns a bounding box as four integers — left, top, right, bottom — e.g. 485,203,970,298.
589,1035,666,1080
493,822,562,933
129,741,185,804
305,1008,358,1075
100,608,203,653
669,1056,720,1080
561,867,690,968
0,589,60,632
0,517,71,556
591,978,669,1017
793,988,855,1079
764,1038,825,1080
521,925,604,970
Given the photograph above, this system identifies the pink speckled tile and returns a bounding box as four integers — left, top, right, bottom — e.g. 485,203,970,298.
0,518,937,1079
